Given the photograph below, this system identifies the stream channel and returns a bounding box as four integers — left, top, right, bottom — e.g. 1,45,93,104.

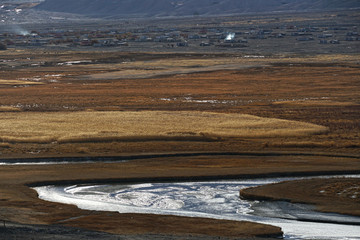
34,175,360,240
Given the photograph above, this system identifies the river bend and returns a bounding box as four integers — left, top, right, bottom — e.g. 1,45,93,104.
34,176,360,240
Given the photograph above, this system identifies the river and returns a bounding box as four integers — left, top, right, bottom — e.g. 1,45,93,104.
34,176,360,240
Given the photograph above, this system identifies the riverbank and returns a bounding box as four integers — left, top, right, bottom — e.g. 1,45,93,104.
0,220,282,240
240,177,360,217
0,152,359,239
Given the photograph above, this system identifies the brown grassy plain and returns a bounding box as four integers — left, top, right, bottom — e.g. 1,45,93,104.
0,50,359,238
0,52,359,156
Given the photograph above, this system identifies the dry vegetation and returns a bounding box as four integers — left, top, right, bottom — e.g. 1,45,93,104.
0,49,359,238
0,53,358,156
0,79,44,85
1,8,359,238
0,106,21,112
0,111,327,144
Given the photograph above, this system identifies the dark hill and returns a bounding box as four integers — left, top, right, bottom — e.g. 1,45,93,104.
35,0,360,17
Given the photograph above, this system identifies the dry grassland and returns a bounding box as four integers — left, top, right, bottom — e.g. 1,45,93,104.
78,54,360,80
0,106,21,112
271,100,360,107
1,50,358,83
0,50,359,239
0,54,358,156
0,79,44,85
0,111,327,144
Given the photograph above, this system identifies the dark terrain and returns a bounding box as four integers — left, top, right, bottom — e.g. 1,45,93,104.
35,0,360,17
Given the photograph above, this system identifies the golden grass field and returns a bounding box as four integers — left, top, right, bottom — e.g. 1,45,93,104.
0,79,44,85
0,111,327,144
0,106,21,112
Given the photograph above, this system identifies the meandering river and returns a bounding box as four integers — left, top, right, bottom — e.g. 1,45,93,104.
34,176,360,240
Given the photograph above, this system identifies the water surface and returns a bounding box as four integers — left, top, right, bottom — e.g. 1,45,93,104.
35,176,360,240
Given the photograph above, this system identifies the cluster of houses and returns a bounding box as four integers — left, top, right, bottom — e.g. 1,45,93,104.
0,30,129,47
0,23,358,49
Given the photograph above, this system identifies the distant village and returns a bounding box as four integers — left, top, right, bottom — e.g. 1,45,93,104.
0,21,359,50
0,0,359,51
0,1,359,52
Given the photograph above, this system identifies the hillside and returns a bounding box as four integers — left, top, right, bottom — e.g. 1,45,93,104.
35,0,360,17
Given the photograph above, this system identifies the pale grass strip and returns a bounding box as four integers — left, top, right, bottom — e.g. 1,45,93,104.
0,111,328,144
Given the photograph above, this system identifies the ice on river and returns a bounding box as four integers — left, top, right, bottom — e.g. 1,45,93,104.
34,177,360,240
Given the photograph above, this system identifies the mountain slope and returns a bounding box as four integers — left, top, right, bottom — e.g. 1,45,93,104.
35,0,360,17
